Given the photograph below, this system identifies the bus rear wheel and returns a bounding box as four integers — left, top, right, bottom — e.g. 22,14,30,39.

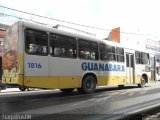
138,76,146,88
19,86,27,91
60,88,74,94
80,75,96,94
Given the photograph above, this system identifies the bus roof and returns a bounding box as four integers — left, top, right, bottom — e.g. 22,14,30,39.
18,20,100,42
17,21,124,46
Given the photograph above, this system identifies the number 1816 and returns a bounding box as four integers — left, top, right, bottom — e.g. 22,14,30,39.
28,62,42,68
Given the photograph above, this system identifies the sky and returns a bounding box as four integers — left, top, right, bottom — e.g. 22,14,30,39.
0,0,160,40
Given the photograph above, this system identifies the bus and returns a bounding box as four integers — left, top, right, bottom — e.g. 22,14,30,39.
2,21,157,94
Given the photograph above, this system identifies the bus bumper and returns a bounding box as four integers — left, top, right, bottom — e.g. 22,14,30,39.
2,75,23,86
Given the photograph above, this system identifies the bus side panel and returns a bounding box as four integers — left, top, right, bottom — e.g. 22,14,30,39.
24,76,58,88
49,57,81,89
85,61,127,86
24,54,52,88
98,75,126,86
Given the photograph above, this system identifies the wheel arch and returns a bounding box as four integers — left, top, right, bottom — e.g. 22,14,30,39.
81,72,98,86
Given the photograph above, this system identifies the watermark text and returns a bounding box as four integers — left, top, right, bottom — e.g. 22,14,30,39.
1,114,31,120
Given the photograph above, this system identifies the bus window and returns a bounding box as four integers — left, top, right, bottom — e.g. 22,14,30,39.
135,51,141,64
126,54,129,67
141,52,150,65
116,47,124,62
25,29,48,55
78,39,98,60
100,43,115,61
49,33,77,58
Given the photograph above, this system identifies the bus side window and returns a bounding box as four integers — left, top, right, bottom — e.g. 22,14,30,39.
25,29,48,55
116,47,124,62
78,39,98,60
100,43,115,61
141,52,150,65
135,51,141,64
49,33,77,58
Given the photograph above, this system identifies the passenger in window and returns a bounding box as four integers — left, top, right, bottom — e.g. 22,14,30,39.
26,47,30,54
59,48,65,57
42,46,47,54
30,46,34,53
54,48,59,56
80,51,86,59
86,54,90,59
35,47,41,54
108,55,114,61
73,50,77,58
108,55,112,61
26,44,30,54
65,49,72,58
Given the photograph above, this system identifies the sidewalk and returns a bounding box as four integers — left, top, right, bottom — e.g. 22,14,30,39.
147,80,160,88
0,88,20,93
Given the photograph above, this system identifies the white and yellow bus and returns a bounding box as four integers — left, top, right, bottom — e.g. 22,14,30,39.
2,21,156,93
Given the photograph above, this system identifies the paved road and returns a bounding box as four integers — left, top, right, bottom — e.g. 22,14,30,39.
0,81,160,120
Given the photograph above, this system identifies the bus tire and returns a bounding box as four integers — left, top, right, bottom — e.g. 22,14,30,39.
19,86,27,91
138,76,146,88
81,75,96,94
60,88,74,94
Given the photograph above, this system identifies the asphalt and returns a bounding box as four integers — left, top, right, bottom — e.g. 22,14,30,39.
1,81,160,120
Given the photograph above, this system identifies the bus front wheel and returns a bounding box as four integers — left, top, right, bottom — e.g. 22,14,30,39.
19,86,27,91
60,88,74,94
80,75,96,94
138,76,146,88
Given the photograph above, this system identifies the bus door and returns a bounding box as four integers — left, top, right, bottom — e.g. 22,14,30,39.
151,57,155,81
126,53,134,84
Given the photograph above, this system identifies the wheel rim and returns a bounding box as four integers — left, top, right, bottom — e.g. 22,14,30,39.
141,77,146,86
86,79,94,90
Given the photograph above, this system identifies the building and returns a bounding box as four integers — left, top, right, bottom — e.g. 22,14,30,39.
0,23,9,55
